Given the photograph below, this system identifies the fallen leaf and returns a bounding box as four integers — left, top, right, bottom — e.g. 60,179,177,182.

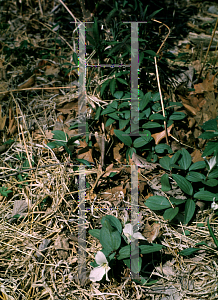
54,235,69,260
143,222,160,243
76,140,94,163
151,124,173,145
0,105,6,130
131,152,160,169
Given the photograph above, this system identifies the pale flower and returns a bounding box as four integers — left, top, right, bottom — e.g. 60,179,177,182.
89,251,111,282
123,223,146,244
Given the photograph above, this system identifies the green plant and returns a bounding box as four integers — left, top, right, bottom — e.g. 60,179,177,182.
97,89,185,161
89,215,163,284
179,217,218,256
145,149,218,224
0,186,12,197
198,116,218,156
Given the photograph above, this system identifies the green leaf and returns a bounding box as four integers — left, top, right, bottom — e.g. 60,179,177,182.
155,144,173,154
161,174,171,192
149,113,165,121
139,52,144,65
107,112,120,120
184,230,190,236
184,199,195,224
101,80,110,96
106,118,115,127
186,172,206,182
169,112,186,120
170,197,186,205
133,137,150,148
148,8,163,19
109,172,117,177
0,186,12,197
94,106,102,120
52,130,68,142
114,91,123,99
163,207,179,221
73,52,78,65
189,161,206,171
194,190,218,201
117,245,130,260
141,130,152,141
202,141,218,156
207,218,218,248
143,107,151,118
111,230,121,250
179,248,201,256
123,110,130,119
142,122,161,129
159,156,171,171
152,92,160,102
46,141,65,149
126,147,135,161
110,78,116,95
89,229,100,240
203,179,218,187
116,77,128,85
144,50,157,57
201,117,218,131
101,105,116,115
114,129,132,146
178,149,192,170
208,168,218,179
139,92,151,110
172,174,193,196
100,227,114,254
139,244,163,254
119,119,129,129
170,150,181,165
92,18,99,44
198,132,218,139
123,257,142,273
76,158,93,166
145,196,171,210
101,215,122,234
118,101,130,109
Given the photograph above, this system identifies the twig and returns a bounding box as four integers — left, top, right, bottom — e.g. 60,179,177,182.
152,19,171,145
198,17,218,81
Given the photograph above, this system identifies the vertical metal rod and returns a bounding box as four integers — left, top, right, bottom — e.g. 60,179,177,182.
130,22,139,136
131,164,140,280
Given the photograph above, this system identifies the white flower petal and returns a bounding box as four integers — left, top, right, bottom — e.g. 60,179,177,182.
133,232,146,240
105,265,111,281
123,223,133,236
89,266,106,282
95,251,107,265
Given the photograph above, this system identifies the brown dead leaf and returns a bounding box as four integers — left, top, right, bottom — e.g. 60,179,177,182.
191,149,204,163
57,100,78,114
0,105,6,130
100,185,126,203
113,142,124,163
76,140,94,163
45,65,60,76
54,235,69,260
192,60,202,73
131,152,160,169
142,222,160,243
11,200,28,218
183,103,197,115
8,107,16,135
102,163,122,177
151,124,173,145
17,75,35,89
191,72,218,94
